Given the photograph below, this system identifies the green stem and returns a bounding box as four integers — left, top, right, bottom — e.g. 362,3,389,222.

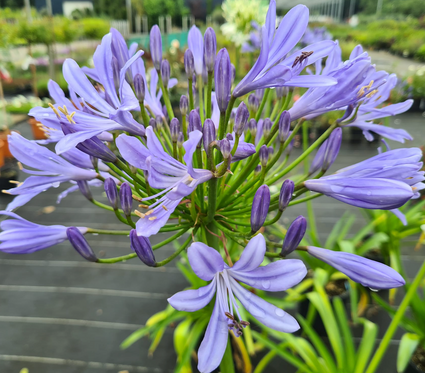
182,114,188,141
206,178,220,249
86,228,130,235
158,72,174,119
188,78,194,111
198,74,204,122
365,260,425,373
223,96,237,137
255,89,270,122
155,228,197,267
264,210,283,226
206,71,213,118
287,193,322,206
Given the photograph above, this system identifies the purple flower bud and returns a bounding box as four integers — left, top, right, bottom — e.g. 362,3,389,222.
279,179,294,211
188,110,202,133
248,119,257,137
251,185,270,232
155,115,163,130
204,27,217,73
229,110,236,125
203,119,216,150
226,133,234,141
180,95,188,116
214,48,231,113
276,87,289,100
255,89,265,101
278,111,291,143
119,182,133,217
338,104,355,123
281,216,307,256
130,230,156,267
307,246,405,290
150,25,162,70
184,49,195,77
322,128,342,171
149,118,157,130
248,94,259,112
268,146,274,158
90,155,98,170
67,227,97,262
161,59,171,88
77,180,92,201
104,178,118,210
259,145,269,167
112,56,120,90
263,118,272,139
170,118,180,142
220,138,231,158
177,132,184,148
231,64,236,84
233,102,249,136
133,74,145,103
254,165,261,176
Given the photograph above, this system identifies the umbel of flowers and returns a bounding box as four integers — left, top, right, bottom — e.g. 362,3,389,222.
0,1,420,372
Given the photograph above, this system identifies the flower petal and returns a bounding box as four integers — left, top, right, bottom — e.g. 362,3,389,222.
232,234,266,272
188,242,224,281
115,134,150,170
167,278,217,312
229,276,300,333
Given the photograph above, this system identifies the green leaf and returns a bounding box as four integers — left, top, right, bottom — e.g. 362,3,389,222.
220,338,236,373
356,232,389,256
338,240,355,254
397,333,421,373
286,335,323,373
354,318,378,373
325,212,355,251
174,318,193,357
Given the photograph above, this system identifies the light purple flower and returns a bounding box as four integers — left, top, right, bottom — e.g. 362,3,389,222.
168,234,306,373
233,1,337,97
307,246,405,290
116,127,213,236
3,133,98,210
0,211,87,254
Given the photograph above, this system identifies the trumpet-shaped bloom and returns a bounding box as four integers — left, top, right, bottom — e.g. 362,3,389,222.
307,246,405,289
3,133,98,210
233,1,337,97
116,127,213,236
168,234,307,373
0,211,87,254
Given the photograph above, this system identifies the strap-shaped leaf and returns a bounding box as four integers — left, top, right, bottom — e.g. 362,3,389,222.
397,333,421,373
354,318,378,373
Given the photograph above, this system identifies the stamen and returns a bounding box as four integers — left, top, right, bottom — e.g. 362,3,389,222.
145,210,154,216
48,103,61,119
134,210,145,218
132,194,144,202
162,205,168,211
138,204,150,209
225,312,235,321
365,89,378,99
148,216,157,220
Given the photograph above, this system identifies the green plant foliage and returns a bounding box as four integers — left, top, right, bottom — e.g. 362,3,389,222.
80,18,110,40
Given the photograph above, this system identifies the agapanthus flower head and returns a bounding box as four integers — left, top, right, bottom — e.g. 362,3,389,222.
0,211,87,254
307,246,405,290
67,227,97,262
168,234,307,373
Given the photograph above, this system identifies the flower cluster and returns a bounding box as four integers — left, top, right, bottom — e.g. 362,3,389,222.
0,1,420,372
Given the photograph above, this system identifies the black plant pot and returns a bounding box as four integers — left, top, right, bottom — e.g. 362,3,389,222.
0,159,19,190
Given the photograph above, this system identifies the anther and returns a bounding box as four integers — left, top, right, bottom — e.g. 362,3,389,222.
162,205,168,211
134,210,146,218
138,204,150,209
148,216,157,220
145,210,154,216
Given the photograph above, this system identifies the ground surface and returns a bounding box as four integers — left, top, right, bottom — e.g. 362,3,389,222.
0,109,423,373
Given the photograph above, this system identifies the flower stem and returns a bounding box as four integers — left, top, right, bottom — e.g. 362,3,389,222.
188,78,194,111
206,71,213,118
158,73,174,120
255,89,270,122
206,177,220,250
223,95,237,136
86,228,130,235
365,260,425,373
198,74,204,122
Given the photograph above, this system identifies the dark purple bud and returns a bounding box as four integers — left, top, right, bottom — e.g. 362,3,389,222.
307,246,405,290
259,145,269,167
184,49,195,77
322,128,342,171
231,64,236,84
268,146,274,158
104,178,118,210
233,102,249,136
130,230,156,267
150,25,162,70
204,27,217,72
220,138,231,158
276,86,289,100
203,119,216,150
119,182,133,217
254,165,261,176
248,94,259,112
67,227,97,262
248,119,257,137
149,117,157,130
226,133,234,141
338,104,355,123
214,48,231,113
281,216,307,256
134,74,145,102
279,179,294,211
251,185,270,232
77,180,92,201
155,115,163,130
170,118,180,142
161,59,170,88
263,118,272,139
180,95,188,116
188,110,202,133
112,56,120,91
278,111,291,143
177,132,184,148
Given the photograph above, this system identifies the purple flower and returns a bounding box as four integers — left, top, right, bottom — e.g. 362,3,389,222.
309,128,342,174
3,133,98,210
233,1,337,97
116,127,213,236
0,211,87,254
188,26,204,75
168,234,306,373
307,246,405,290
